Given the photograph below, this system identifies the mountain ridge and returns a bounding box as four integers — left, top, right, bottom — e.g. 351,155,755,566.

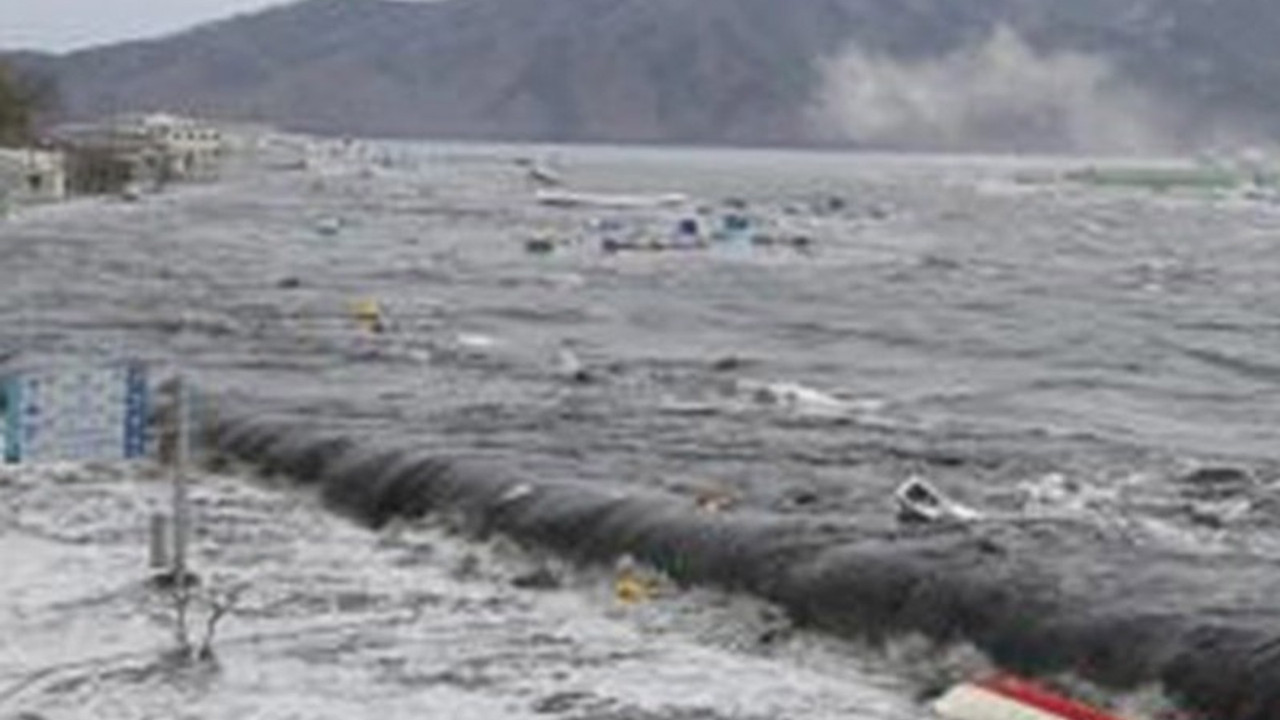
7,0,1280,151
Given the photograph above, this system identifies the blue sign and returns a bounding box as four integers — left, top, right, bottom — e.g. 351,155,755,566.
1,362,149,464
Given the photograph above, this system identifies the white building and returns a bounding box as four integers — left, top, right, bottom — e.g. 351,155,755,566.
122,113,224,182
50,113,226,194
0,148,68,208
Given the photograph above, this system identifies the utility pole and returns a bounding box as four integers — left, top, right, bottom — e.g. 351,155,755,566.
171,374,191,583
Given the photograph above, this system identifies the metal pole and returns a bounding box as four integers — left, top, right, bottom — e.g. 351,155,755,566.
149,512,170,569
172,374,190,581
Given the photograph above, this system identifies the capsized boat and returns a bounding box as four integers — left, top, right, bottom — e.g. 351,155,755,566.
934,675,1133,720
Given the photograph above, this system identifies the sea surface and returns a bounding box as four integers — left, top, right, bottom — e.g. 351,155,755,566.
4,140,1280,718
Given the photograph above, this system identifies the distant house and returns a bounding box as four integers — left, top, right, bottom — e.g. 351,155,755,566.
0,148,68,206
49,113,225,195
127,113,224,182
50,121,158,195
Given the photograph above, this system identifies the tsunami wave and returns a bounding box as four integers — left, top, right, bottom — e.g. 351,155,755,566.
205,406,1280,720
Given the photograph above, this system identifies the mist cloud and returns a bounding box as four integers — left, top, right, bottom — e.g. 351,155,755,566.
806,26,1185,155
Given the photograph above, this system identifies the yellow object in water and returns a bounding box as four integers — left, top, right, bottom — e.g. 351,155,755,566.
614,570,658,604
351,298,385,333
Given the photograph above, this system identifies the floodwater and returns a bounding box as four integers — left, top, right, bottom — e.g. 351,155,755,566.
0,462,919,719
4,140,1280,718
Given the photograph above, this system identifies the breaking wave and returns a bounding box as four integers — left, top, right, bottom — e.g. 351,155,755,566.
207,406,1280,720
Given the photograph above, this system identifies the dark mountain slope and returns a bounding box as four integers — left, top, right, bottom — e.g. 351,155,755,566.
8,0,1280,148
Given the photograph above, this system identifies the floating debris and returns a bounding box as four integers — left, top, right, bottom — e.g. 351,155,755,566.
526,164,563,188
784,488,821,508
740,380,851,418
1175,465,1254,494
555,343,592,383
315,216,343,236
933,675,1128,720
713,212,753,244
657,398,720,417
510,566,562,590
613,556,661,605
751,232,814,250
867,202,894,220
455,333,499,351
671,216,705,248
536,189,687,210
351,297,386,334
525,236,556,254
693,485,735,514
894,477,983,524
710,356,748,372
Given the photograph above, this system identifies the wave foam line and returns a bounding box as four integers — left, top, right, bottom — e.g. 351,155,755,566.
206,410,1280,720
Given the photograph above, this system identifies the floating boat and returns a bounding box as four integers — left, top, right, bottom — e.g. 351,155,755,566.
934,675,1129,720
1063,165,1244,192
536,189,688,210
315,216,343,236
525,163,563,187
894,477,982,524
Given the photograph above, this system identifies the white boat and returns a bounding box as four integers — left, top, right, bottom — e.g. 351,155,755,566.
894,477,982,523
527,165,563,187
536,189,688,210
315,216,343,236
934,675,1132,720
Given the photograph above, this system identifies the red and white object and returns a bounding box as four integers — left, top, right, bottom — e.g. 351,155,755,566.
933,674,1128,720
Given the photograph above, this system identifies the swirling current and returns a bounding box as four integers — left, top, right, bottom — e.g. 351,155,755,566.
4,141,1280,719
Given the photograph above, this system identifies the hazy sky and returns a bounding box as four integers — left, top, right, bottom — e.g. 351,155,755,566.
0,0,290,51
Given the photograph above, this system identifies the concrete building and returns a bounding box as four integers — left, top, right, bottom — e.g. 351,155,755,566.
0,148,68,208
50,113,225,195
126,113,224,182
52,121,159,195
